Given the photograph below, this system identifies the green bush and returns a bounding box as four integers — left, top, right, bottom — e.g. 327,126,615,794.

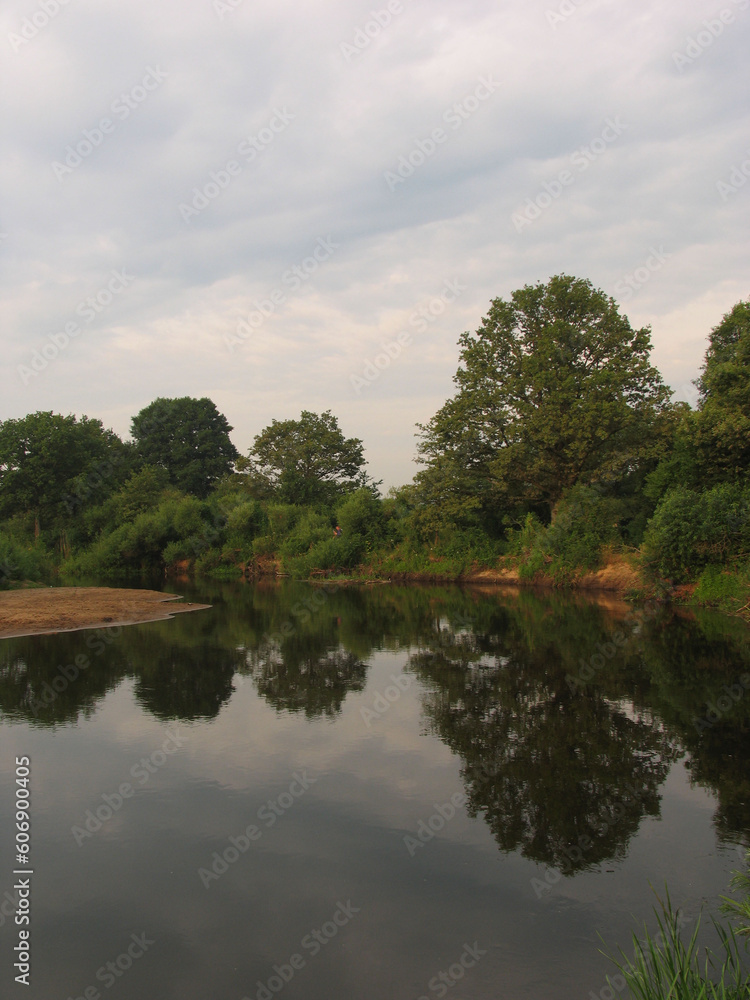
506,486,623,582
79,467,173,543
0,532,51,588
336,489,386,544
193,547,243,579
284,534,366,577
251,534,276,557
546,486,622,571
62,495,215,577
693,564,750,611
505,513,547,579
643,484,750,582
224,500,268,547
278,510,332,559
439,526,504,565
251,503,304,556
162,540,194,565
274,491,392,576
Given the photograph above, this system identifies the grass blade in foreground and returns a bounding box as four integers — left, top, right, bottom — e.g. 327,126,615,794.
603,888,750,999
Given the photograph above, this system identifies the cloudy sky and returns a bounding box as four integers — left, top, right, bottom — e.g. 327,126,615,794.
1,0,748,489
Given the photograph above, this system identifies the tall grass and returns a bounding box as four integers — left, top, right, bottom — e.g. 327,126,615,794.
693,564,750,617
605,889,750,1000
721,849,750,939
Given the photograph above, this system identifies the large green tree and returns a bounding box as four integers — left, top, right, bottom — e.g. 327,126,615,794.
417,275,673,521
245,410,369,506
693,299,750,483
130,397,239,498
644,299,750,505
0,411,127,536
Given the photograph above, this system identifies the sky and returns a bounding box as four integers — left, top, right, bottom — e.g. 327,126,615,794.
1,0,748,490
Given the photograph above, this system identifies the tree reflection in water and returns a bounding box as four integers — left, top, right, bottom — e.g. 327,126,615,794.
1,581,748,863
408,618,680,872
244,639,366,718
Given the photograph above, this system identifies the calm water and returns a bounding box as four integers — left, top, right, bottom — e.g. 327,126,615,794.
1,581,749,1000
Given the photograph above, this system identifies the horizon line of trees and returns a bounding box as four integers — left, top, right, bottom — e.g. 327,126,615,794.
1,274,748,589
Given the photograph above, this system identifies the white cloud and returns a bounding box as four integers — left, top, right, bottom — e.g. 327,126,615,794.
1,0,748,488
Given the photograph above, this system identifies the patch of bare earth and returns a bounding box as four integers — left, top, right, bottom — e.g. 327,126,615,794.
0,587,210,639
576,555,643,592
463,554,644,596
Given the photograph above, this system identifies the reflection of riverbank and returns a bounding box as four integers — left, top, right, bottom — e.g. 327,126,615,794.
0,586,210,638
317,559,749,620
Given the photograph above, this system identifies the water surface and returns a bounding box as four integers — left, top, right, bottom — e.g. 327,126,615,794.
1,581,749,999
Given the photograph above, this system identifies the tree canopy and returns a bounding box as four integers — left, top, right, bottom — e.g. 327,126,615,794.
246,410,368,506
131,397,238,499
0,411,128,534
417,275,673,521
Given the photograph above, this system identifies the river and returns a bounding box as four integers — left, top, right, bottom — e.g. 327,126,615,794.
0,581,748,999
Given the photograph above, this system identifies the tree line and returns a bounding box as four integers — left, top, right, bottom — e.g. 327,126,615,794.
0,274,748,599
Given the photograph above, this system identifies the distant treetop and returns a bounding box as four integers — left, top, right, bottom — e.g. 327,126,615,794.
131,396,239,498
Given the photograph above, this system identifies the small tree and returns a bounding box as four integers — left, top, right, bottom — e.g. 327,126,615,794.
247,410,369,507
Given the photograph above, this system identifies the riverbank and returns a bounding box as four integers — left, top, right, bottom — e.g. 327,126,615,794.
0,587,210,639
295,554,750,620
383,554,643,591
227,552,643,591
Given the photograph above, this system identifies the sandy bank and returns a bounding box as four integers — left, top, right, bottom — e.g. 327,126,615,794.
0,587,210,639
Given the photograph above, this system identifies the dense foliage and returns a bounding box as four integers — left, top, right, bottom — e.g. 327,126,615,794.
1,281,748,601
243,409,370,506
131,396,239,498
417,275,673,524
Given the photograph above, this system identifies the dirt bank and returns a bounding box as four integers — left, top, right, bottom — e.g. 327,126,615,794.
459,555,644,592
366,554,645,594
0,587,210,639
